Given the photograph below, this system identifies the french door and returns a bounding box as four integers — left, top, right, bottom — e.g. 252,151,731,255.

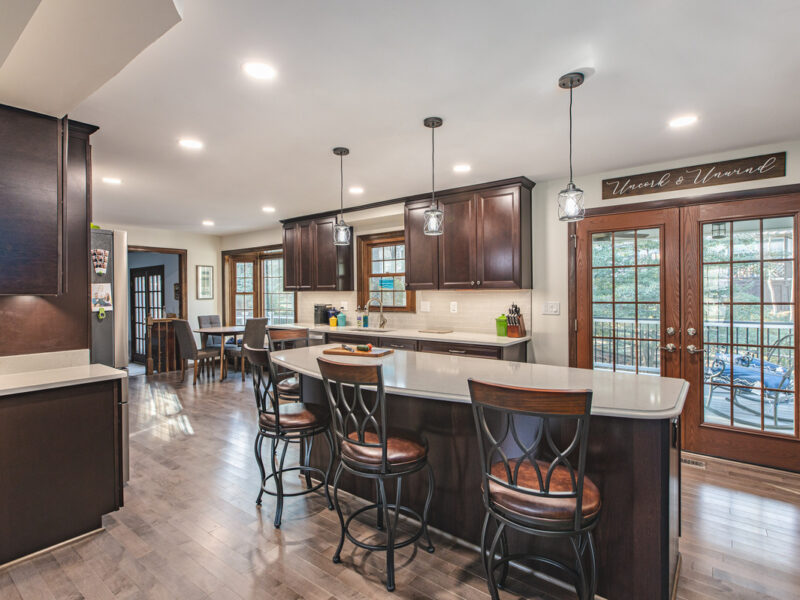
575,196,800,471
130,265,165,363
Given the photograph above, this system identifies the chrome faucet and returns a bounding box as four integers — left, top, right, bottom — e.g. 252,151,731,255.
366,296,387,329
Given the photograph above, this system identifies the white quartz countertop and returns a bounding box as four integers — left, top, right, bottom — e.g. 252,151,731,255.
271,344,688,420
287,322,530,347
0,364,127,397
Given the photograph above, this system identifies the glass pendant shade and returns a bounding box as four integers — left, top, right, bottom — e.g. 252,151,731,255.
557,182,585,222
423,204,444,236
333,217,351,245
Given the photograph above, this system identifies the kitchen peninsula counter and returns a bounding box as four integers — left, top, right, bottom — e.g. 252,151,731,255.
272,345,685,599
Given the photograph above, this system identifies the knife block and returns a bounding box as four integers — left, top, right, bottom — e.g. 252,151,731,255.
507,315,526,338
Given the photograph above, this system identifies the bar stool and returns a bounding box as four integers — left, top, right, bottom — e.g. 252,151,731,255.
467,379,600,600
244,343,334,528
317,357,435,592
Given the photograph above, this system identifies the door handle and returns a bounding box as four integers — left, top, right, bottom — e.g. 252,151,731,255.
658,343,678,353
686,344,707,355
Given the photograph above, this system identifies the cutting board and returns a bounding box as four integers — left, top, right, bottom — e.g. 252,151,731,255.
323,347,394,357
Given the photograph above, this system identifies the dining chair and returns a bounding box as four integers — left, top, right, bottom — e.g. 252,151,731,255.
173,319,219,384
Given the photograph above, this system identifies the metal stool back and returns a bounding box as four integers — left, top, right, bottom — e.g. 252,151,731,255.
468,379,598,600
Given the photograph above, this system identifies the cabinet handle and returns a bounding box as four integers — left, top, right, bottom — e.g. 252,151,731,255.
389,344,403,348
448,349,467,354
470,281,475,286
477,280,481,286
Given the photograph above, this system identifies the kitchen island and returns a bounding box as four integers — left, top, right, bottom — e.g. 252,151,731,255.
272,344,687,600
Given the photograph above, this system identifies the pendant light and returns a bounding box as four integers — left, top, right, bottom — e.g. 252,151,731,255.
557,72,585,222
332,147,351,245
422,117,444,235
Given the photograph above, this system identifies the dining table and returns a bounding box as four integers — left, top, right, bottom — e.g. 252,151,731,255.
194,325,246,381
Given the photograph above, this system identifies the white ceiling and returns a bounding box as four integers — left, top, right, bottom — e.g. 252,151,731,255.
71,0,800,234
0,0,181,116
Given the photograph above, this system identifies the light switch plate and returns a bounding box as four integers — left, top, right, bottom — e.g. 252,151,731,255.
420,301,431,312
542,301,560,315
450,301,458,313
341,301,348,311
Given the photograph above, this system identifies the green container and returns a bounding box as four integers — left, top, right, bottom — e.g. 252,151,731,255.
495,314,508,337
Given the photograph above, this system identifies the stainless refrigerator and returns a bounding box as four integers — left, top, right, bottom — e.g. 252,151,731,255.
90,228,130,483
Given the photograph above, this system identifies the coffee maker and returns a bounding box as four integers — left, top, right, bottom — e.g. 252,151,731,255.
314,304,334,325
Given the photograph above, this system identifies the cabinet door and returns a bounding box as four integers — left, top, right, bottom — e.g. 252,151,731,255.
298,221,314,290
0,110,62,295
475,186,521,288
313,218,338,290
404,200,439,290
417,340,501,359
282,223,299,290
438,193,476,289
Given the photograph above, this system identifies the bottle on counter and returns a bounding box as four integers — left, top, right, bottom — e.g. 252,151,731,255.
329,311,338,327
337,308,346,327
356,306,363,328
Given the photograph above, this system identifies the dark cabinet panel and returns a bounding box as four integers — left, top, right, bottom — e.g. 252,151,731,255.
418,340,501,359
298,221,314,290
381,337,418,351
0,108,62,295
282,223,299,290
404,200,439,290
326,332,378,346
438,193,477,289
282,217,353,291
476,186,522,288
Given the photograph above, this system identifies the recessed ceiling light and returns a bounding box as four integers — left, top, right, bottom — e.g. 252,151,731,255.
243,62,277,80
179,138,204,150
262,206,276,213
202,220,214,226
453,164,471,173
349,186,364,195
669,114,698,128
102,177,122,185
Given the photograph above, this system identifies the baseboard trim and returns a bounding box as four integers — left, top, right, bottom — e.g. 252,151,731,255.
0,528,104,572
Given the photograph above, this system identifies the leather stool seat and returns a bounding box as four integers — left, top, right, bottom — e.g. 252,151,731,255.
342,430,426,466
277,376,300,394
259,403,329,430
488,459,601,522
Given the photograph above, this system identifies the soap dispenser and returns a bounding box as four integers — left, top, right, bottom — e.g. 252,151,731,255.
337,307,346,327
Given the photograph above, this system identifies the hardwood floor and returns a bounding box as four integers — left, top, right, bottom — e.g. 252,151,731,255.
2,372,799,599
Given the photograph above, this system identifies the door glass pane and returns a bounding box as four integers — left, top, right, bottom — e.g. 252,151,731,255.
590,227,663,375
702,217,797,435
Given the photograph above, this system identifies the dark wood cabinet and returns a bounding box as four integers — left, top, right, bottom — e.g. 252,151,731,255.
0,107,63,295
404,178,533,291
282,217,353,291
282,222,299,290
417,339,501,359
404,200,439,290
438,192,477,289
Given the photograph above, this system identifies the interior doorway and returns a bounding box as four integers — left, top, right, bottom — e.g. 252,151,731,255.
571,191,799,471
127,246,187,371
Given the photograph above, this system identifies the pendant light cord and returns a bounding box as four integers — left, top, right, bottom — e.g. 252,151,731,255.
568,86,574,185
431,125,436,208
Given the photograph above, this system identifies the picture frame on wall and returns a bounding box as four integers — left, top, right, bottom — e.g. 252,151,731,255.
196,265,213,299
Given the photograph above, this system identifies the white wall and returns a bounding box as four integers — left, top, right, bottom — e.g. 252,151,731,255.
531,139,800,367
99,222,222,341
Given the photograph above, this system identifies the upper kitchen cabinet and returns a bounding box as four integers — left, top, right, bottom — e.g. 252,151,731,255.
0,106,63,295
405,178,533,290
404,200,440,290
282,217,353,291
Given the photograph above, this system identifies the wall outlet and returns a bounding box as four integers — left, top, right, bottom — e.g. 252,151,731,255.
420,301,431,313
542,301,560,315
341,301,348,311
450,301,458,313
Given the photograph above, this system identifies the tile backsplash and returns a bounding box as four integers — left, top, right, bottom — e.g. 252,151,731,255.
297,289,532,335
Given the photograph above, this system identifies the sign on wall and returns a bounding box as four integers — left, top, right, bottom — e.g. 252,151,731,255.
602,152,786,200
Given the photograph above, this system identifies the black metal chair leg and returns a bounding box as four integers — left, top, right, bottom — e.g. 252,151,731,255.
498,523,509,589
587,531,598,599
254,433,266,505
480,511,491,573
422,463,435,553
485,521,505,600
378,478,395,592
304,435,314,488
323,429,335,510
331,462,346,564
570,534,588,600
376,479,384,531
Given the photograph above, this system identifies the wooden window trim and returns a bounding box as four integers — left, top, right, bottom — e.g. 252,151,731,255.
357,232,416,313
221,244,297,325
